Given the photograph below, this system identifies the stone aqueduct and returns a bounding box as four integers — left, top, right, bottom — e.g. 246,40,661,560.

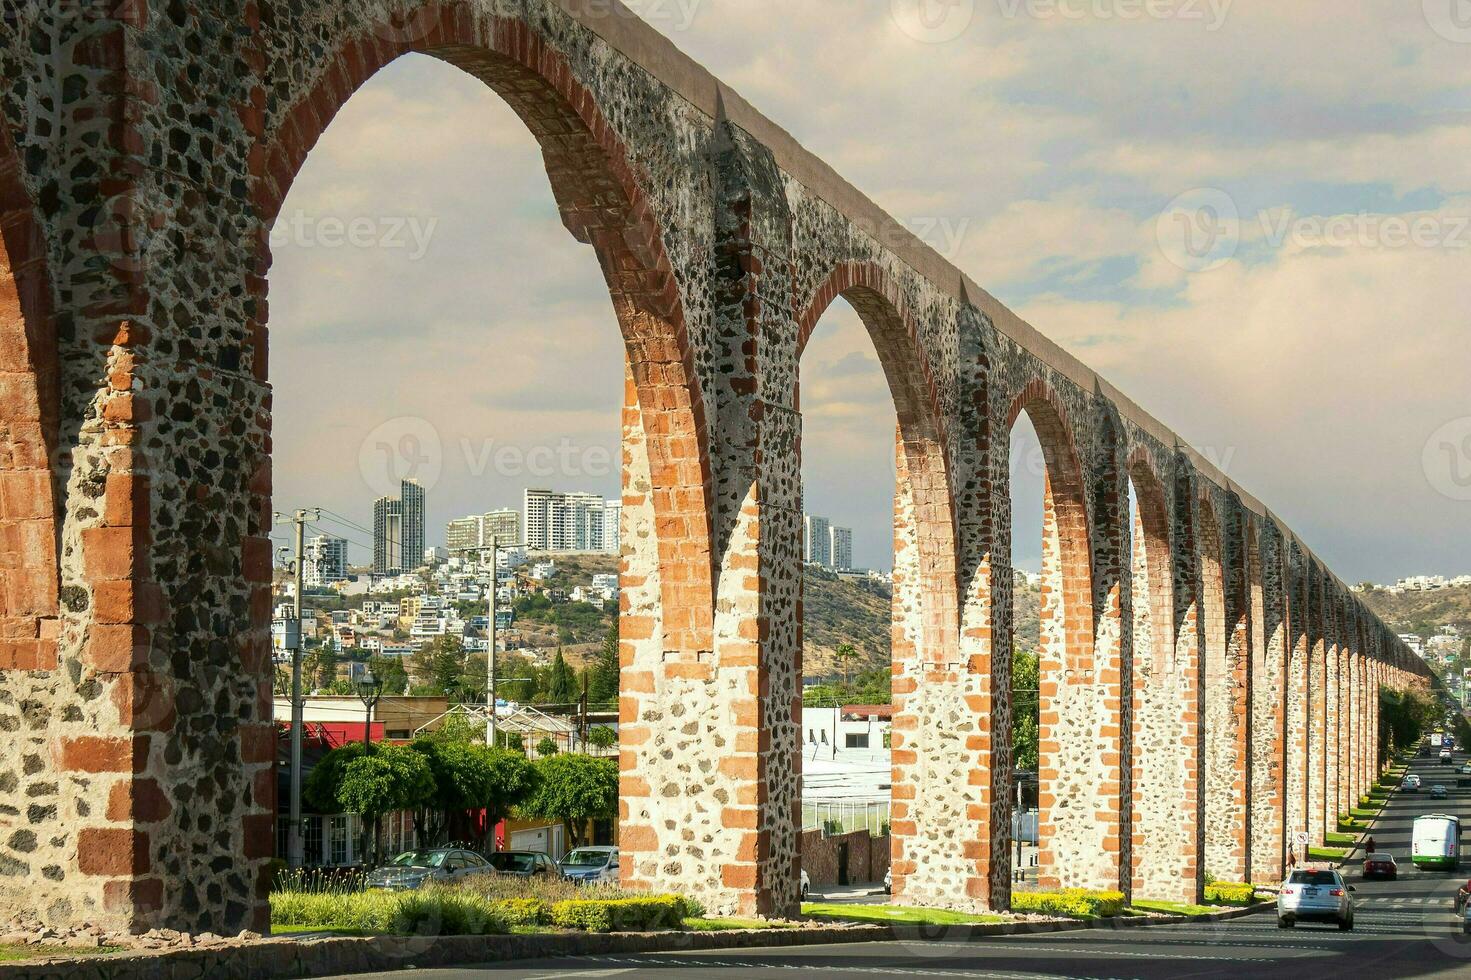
0,0,1435,934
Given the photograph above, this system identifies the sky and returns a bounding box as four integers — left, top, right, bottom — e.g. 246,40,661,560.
269,1,1471,582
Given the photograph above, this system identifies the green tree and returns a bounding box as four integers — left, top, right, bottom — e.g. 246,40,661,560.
369,655,409,696
547,649,576,704
525,754,618,848
409,635,465,696
338,743,435,865
536,736,560,757
1012,648,1040,772
588,725,617,750
410,739,538,848
587,624,620,704
303,741,369,814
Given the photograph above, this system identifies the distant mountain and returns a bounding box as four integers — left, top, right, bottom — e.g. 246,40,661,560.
800,567,1041,679
1359,584,1471,639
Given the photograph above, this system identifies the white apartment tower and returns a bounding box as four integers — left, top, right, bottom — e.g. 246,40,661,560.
803,514,832,568
524,489,620,553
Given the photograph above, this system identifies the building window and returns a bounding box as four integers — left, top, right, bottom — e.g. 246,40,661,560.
329,816,348,866
845,733,869,749
304,816,324,866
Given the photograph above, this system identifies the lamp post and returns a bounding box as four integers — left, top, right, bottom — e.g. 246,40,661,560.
356,671,384,749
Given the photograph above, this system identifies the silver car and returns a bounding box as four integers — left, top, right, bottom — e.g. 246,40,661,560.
1278,868,1354,930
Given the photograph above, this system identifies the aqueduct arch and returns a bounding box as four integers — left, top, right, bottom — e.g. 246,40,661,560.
0,0,1436,933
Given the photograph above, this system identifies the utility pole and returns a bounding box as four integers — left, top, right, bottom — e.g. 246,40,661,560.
276,508,319,869
487,541,498,748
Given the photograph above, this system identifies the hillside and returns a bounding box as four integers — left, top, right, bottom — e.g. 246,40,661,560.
1359,584,1471,640
531,554,1043,679
801,568,1042,680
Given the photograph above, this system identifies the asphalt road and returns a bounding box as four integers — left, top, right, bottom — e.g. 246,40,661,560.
327,750,1471,979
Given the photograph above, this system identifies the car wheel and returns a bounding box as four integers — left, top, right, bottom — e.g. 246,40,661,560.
1278,917,1293,929
1339,915,1353,931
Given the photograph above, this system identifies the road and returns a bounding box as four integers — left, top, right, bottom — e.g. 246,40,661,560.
326,751,1471,979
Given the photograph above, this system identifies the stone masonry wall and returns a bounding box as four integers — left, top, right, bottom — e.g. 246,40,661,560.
0,0,1433,931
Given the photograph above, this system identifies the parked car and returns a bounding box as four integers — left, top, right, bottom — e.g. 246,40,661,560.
1433,784,1449,799
365,848,496,891
485,850,562,878
559,846,620,885
1362,853,1397,880
1278,868,1354,930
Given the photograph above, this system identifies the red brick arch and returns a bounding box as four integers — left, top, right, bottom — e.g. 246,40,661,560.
1126,449,1174,676
796,262,959,656
1006,379,1094,673
0,122,60,671
252,4,715,653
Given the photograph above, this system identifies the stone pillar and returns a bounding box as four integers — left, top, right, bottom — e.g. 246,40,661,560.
1021,396,1122,899
1283,549,1310,863
629,115,803,918
1306,569,1328,847
1129,460,1202,904
1249,524,1287,884
1323,596,1340,834
1203,500,1250,883
0,3,273,934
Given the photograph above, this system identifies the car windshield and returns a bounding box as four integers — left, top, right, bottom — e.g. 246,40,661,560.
487,853,537,873
389,850,447,869
1288,870,1338,885
561,850,611,868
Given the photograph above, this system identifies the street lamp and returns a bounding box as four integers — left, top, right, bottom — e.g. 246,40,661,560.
356,671,384,749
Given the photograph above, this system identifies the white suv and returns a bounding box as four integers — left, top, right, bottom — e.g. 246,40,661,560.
1278,868,1355,930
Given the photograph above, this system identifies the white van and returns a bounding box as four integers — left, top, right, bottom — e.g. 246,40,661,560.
1411,814,1461,870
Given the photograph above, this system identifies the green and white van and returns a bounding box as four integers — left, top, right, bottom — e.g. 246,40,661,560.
1411,814,1461,870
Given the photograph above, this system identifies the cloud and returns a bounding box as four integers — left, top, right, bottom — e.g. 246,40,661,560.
266,8,1471,582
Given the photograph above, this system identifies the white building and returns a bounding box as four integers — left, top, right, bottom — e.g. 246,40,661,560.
803,514,832,567
828,525,853,572
524,489,620,553
304,535,348,586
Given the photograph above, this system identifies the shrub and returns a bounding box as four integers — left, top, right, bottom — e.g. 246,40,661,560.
489,897,552,926
270,885,507,936
1204,881,1256,906
550,896,685,932
1010,888,1125,918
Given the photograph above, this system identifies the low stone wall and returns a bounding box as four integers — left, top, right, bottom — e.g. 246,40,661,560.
801,830,891,887
0,903,1274,979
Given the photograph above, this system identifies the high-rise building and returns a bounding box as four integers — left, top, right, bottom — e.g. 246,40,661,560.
447,508,523,556
304,534,348,586
829,525,853,572
374,479,424,575
483,508,521,547
446,515,482,553
803,514,832,567
602,500,621,555
524,489,619,553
